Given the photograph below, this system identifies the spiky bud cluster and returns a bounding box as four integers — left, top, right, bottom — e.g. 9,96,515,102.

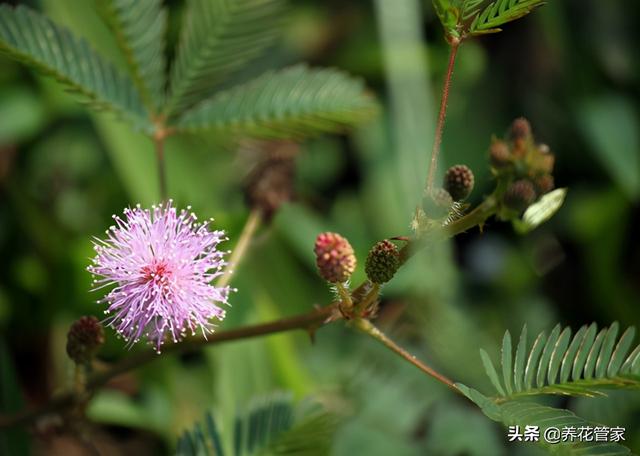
314,232,356,283
534,174,554,194
244,152,295,221
504,180,536,213
66,316,105,364
365,240,400,284
443,165,474,201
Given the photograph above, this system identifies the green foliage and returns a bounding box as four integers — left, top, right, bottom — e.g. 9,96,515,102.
469,0,545,35
98,0,168,112
432,0,545,39
0,5,148,128
166,0,286,117
176,64,378,139
478,322,640,400
175,393,338,456
456,384,633,455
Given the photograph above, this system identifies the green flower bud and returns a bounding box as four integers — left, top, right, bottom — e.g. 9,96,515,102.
365,240,400,284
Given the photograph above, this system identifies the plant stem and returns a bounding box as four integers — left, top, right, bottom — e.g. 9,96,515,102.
0,305,338,430
216,209,262,289
425,39,460,195
153,132,167,201
353,318,458,392
355,283,380,314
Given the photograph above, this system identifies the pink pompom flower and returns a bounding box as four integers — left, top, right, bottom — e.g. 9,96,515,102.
88,201,232,352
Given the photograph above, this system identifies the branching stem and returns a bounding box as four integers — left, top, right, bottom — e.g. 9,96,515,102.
353,318,458,392
0,305,337,430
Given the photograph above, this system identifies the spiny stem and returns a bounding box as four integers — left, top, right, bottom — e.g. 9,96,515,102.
425,39,460,195
353,318,458,392
216,209,262,289
0,305,338,430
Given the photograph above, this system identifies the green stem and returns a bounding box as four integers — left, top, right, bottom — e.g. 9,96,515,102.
217,209,262,289
353,318,458,392
153,132,167,201
355,283,380,314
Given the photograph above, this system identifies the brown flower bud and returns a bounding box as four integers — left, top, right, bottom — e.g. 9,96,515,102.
534,174,555,194
504,179,537,212
489,140,511,168
66,316,105,364
510,117,532,140
443,165,474,201
314,232,356,283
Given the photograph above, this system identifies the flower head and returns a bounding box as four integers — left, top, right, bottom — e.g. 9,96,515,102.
314,232,356,283
88,201,231,352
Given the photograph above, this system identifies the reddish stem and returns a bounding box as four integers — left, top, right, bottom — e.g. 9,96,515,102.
425,40,460,195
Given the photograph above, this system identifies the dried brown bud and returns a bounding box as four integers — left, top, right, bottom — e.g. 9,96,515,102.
314,232,357,283
66,316,105,364
243,142,297,220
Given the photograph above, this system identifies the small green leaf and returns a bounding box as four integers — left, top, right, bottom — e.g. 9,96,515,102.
513,324,527,392
501,330,513,395
432,0,461,40
559,325,587,384
572,323,597,381
608,327,636,377
547,327,571,386
514,188,567,233
480,349,505,396
524,330,546,390
595,322,619,378
536,324,560,388
584,329,607,380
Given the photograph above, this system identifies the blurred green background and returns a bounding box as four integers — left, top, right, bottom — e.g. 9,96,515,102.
0,0,639,454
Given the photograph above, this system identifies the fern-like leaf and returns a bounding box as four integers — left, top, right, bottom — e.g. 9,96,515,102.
457,385,633,455
0,5,148,128
176,393,338,456
480,323,640,399
175,64,378,140
98,0,168,112
166,0,286,117
469,0,545,35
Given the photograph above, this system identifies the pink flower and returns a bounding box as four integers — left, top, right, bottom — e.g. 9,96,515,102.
88,201,232,352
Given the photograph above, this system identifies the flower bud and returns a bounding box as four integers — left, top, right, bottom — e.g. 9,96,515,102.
365,240,400,284
314,232,356,283
510,117,531,141
243,151,295,221
444,165,474,201
66,316,105,364
489,140,511,168
504,179,536,212
534,174,555,194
